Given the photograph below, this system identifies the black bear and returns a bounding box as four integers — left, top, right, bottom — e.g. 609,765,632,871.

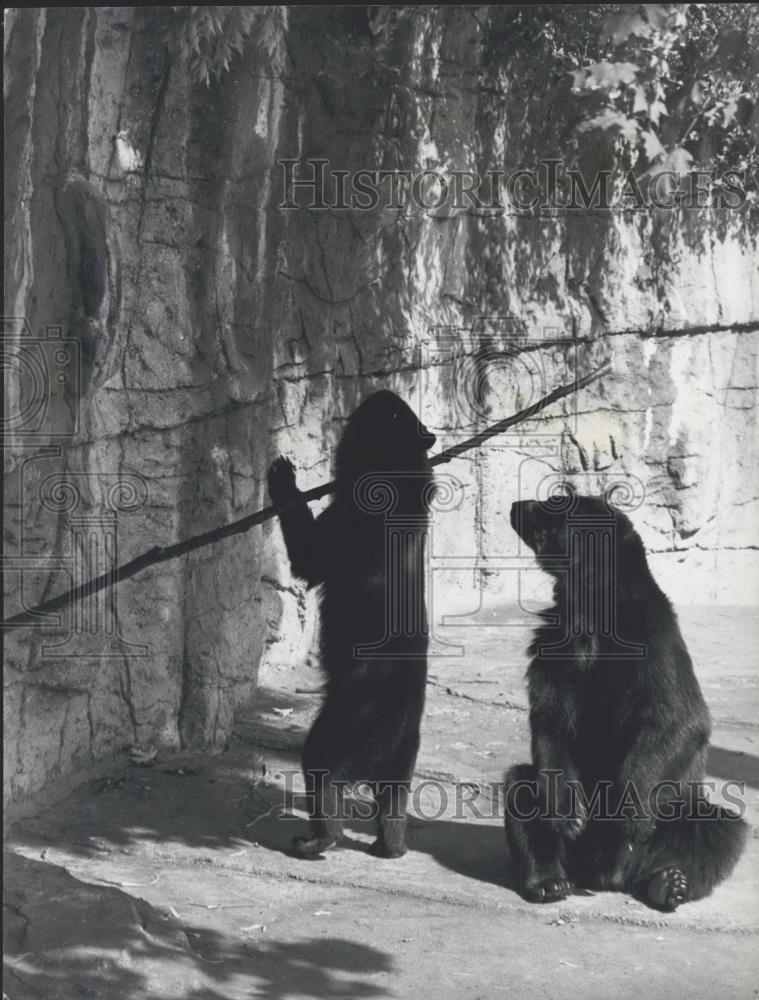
267,390,436,858
504,491,746,910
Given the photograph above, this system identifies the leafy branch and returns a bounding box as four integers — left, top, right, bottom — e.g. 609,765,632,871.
167,6,284,86
567,4,759,184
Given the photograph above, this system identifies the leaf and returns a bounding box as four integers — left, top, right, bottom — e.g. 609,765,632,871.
649,100,668,125
632,85,648,115
642,130,665,160
722,100,739,127
572,62,639,92
601,6,671,46
601,11,650,45
660,147,693,175
578,109,640,144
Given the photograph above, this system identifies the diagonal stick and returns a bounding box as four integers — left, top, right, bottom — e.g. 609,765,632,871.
2,361,611,629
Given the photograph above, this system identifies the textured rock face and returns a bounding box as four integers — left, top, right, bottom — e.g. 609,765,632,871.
4,7,758,813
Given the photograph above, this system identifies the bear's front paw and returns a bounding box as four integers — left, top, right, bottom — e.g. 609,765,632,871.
523,877,574,903
268,456,298,504
647,867,688,911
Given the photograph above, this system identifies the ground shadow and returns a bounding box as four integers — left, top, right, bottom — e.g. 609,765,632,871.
406,813,511,887
244,781,516,892
13,737,752,926
9,750,519,898
707,746,759,790
3,851,394,1000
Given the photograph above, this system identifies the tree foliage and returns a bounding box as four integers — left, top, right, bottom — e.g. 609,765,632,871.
168,6,284,86
566,4,759,178
168,3,757,193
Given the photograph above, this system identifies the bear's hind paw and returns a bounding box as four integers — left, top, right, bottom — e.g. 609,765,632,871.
647,867,688,911
369,840,407,859
289,834,337,859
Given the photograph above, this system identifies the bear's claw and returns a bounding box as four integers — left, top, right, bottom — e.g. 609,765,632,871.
648,867,688,911
524,877,574,903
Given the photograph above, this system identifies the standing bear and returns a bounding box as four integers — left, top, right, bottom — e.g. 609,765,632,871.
504,491,746,910
268,390,436,858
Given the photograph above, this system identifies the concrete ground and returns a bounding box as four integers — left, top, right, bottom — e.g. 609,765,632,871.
4,605,759,1000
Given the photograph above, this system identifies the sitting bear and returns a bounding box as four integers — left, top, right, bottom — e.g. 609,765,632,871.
504,491,746,910
268,390,436,858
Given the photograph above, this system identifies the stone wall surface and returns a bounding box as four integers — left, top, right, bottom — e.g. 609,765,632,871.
4,7,757,814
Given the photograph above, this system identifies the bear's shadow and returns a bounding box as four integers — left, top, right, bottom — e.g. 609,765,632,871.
246,783,516,892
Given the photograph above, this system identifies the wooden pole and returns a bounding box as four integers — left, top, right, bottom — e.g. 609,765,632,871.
2,362,610,629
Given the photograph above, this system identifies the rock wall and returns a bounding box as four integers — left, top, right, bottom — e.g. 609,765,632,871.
4,7,758,814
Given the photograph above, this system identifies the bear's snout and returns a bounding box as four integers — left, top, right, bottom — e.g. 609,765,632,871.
419,425,436,449
510,500,537,539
